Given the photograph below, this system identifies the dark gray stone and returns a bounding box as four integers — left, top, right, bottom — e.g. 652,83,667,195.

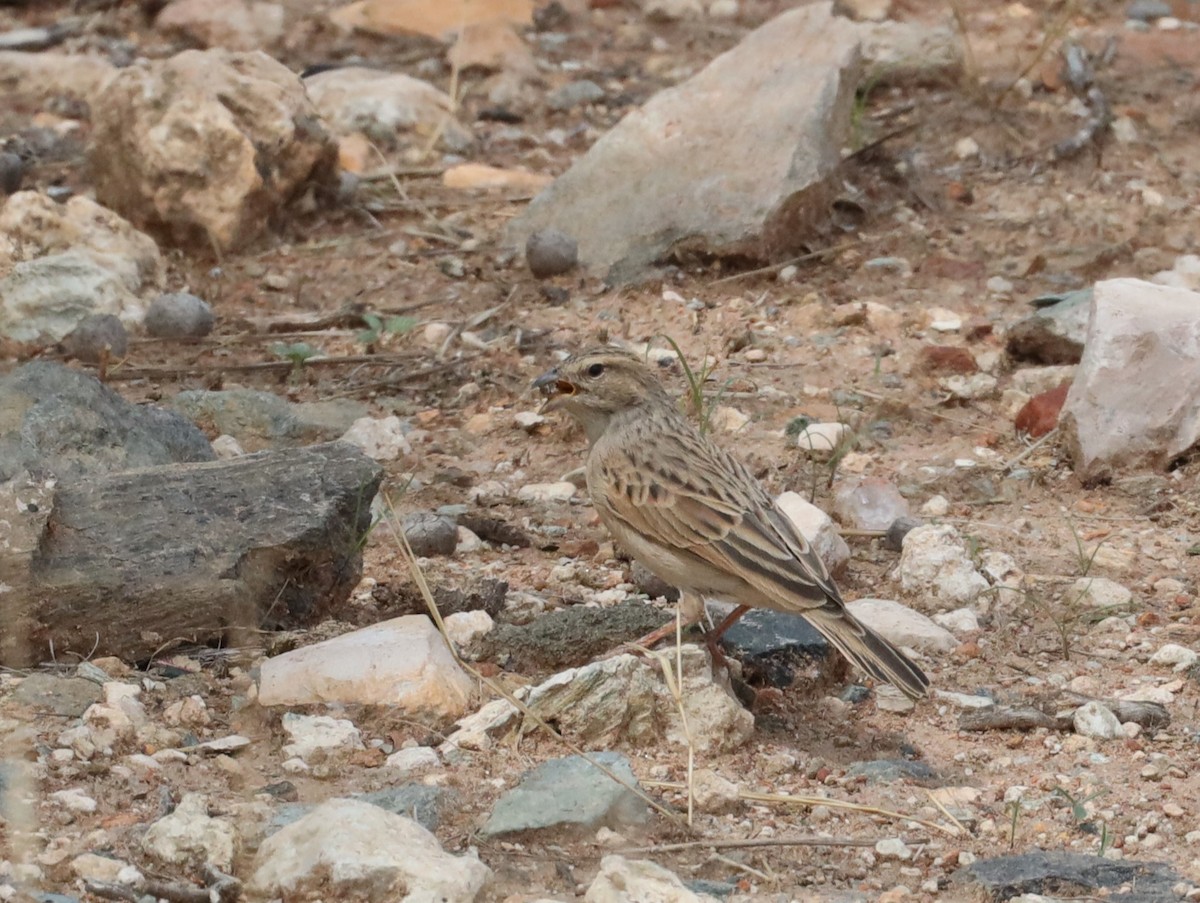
10,673,102,717
60,313,129,364
1006,288,1091,365
885,515,923,552
547,80,604,112
402,512,459,557
847,758,937,784
144,292,215,339
170,389,368,450
717,608,834,688
1126,0,1172,20
525,227,579,278
0,361,214,482
480,752,649,838
0,151,22,194
630,560,679,602
960,851,1184,902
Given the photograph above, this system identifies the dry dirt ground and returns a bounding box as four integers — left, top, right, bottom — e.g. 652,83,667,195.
3,0,1200,899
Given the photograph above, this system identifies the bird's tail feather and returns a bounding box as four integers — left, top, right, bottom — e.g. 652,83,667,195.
805,607,930,700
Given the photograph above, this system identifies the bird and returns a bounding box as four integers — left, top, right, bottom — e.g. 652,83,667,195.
532,346,930,700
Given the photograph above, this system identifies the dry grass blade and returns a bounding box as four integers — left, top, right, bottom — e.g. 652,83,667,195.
383,494,687,829
644,781,959,836
925,789,971,837
619,834,932,854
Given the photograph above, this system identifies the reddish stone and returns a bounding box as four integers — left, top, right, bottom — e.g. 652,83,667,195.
946,180,974,204
921,255,985,280
1014,382,1070,437
964,317,994,341
919,344,978,375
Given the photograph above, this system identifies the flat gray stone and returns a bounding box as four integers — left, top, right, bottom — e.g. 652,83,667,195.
10,673,102,717
506,2,861,283
959,852,1183,902
480,752,649,838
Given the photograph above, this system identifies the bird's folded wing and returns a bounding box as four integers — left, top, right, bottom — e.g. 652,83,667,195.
595,440,839,608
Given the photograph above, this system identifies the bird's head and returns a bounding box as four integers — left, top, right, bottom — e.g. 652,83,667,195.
532,347,671,441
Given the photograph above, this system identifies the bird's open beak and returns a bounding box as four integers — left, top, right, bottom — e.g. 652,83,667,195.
532,368,578,414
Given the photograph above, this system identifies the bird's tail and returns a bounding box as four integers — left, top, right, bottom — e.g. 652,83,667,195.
805,605,930,700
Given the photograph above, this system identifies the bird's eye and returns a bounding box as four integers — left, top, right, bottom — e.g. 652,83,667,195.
586,363,605,378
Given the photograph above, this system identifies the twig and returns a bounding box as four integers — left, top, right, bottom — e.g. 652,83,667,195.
1001,427,1059,473
711,239,869,285
98,355,449,382
925,789,970,837
619,834,931,854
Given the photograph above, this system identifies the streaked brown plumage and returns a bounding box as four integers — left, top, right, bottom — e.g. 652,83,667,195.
533,346,930,700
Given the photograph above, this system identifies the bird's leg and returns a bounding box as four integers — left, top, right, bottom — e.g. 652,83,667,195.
701,604,749,670
622,592,705,653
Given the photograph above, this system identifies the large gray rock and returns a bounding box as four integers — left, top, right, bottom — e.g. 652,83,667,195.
1061,278,1200,481
0,362,214,482
1005,288,1091,365
480,753,649,839
959,852,1183,903
506,2,861,283
89,50,337,252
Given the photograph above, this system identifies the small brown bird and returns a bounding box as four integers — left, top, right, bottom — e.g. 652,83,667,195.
533,346,930,700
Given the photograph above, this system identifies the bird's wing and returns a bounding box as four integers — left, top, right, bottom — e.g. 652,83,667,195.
591,421,839,609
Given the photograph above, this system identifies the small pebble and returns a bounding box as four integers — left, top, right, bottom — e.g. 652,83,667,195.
144,293,215,339
526,228,578,278
0,151,23,194
874,837,912,860
402,512,459,556
60,314,129,363
884,516,923,552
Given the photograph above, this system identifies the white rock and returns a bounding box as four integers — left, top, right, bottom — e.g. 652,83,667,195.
443,610,495,648
874,837,912,860
940,373,998,400
776,491,850,576
423,322,454,348
49,788,97,813
920,494,949,517
979,550,1023,587
847,598,956,653
1073,701,1122,740
1061,278,1200,480
142,793,238,869
340,415,412,461
953,136,979,159
1069,577,1133,611
708,405,750,433
385,746,441,774
518,481,577,503
926,306,962,331
71,854,134,884
934,689,993,709
691,768,740,813
514,411,546,431
642,0,704,19
258,615,475,717
163,695,210,728
249,799,491,900
455,526,484,553
210,434,245,458
155,0,284,51
1149,643,1198,670
933,608,979,636
898,524,988,606
280,713,364,761
874,684,915,714
795,421,847,456
585,855,706,902
1011,364,1076,396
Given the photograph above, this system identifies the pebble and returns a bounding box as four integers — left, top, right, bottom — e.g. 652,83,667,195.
833,476,910,531
443,610,494,647
692,768,740,813
795,421,847,456
423,322,454,348
933,608,979,635
1148,643,1197,670
954,136,979,159
49,788,97,813
875,684,915,714
144,292,215,339
927,307,963,331
60,314,129,363
1127,0,1171,20
920,494,950,517
514,411,546,431
517,481,576,503
385,746,441,773
875,837,912,860
526,228,578,278
341,415,412,461
1073,701,1122,740
0,151,23,194
547,80,605,111
403,512,459,557
455,526,484,553
211,434,246,458
280,713,364,761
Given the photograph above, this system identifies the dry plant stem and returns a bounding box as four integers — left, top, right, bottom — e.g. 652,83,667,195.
383,495,687,829
620,834,932,854
711,238,870,285
1002,427,1059,472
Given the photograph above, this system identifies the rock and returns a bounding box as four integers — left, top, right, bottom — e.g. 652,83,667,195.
385,746,441,774
358,785,450,831
144,292,214,339
1011,364,1078,397
794,422,848,457
0,152,22,195
919,345,978,375
858,20,963,85
443,164,551,193
1060,279,1200,480
340,415,412,461
708,406,750,433
0,51,116,108
898,524,988,607
250,798,491,901
775,491,850,577
403,512,460,556
547,79,605,111
89,50,336,253
848,759,937,783
49,788,97,813
525,227,578,278
586,856,709,903
834,0,891,20
1128,0,1172,19
507,3,862,283
10,674,101,717
303,67,472,153
279,713,364,761
481,752,648,838
846,599,956,653
0,362,213,482
258,615,474,717
518,481,576,502
874,683,915,713
631,560,680,601
1149,643,1198,670
959,852,1183,903
1014,383,1071,438
156,0,285,51
1073,701,1123,740
1069,577,1133,611
692,768,740,813
170,389,368,450
833,476,910,532
875,838,912,860
60,314,129,364
1,442,380,666
142,793,238,869
718,608,835,688
933,608,979,636
71,853,137,884
1005,288,1090,365
884,516,922,551
443,610,494,648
